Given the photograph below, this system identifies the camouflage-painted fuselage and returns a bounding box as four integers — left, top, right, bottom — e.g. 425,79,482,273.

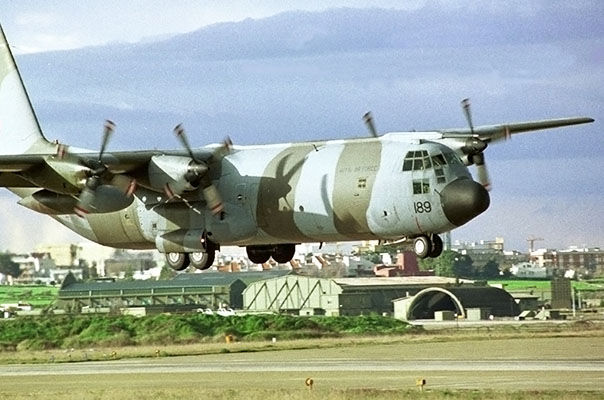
29,134,471,252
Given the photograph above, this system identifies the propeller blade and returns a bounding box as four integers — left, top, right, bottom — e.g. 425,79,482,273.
202,184,224,216
211,136,233,161
110,175,137,197
461,98,474,134
99,120,115,162
173,124,226,216
476,164,491,191
56,143,69,160
222,136,233,153
74,176,100,217
74,188,94,217
174,124,197,161
472,153,491,191
363,112,378,138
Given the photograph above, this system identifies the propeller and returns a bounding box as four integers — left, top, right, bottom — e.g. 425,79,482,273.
460,99,491,191
461,98,474,135
173,124,228,216
363,112,378,137
74,120,136,217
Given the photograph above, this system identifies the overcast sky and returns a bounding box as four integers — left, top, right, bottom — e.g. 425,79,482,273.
0,1,602,253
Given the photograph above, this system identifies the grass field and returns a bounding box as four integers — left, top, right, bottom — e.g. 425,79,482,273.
1,319,602,364
488,279,604,291
1,377,601,400
0,285,57,307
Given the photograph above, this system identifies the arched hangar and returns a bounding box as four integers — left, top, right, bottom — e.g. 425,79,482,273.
394,286,519,321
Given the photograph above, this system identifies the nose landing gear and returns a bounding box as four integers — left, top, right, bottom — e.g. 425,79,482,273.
413,234,443,259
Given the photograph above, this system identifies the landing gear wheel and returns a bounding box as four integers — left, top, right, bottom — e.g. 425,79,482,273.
190,251,215,270
429,234,443,258
166,252,190,271
272,244,296,264
246,246,271,264
413,236,431,259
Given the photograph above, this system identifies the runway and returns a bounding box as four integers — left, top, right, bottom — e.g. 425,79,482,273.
2,357,604,376
1,336,603,396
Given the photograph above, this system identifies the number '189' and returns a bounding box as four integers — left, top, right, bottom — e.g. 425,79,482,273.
414,201,432,213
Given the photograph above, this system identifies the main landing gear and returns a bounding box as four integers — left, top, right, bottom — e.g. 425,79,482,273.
166,241,217,271
246,244,296,264
413,234,443,259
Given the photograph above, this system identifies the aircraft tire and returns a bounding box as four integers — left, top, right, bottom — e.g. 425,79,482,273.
413,236,431,259
272,244,296,264
190,251,215,270
166,252,190,271
429,234,443,258
246,246,271,264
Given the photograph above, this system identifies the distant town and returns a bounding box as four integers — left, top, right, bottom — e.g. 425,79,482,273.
1,236,603,326
1,237,602,285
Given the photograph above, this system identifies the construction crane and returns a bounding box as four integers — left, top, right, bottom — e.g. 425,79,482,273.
526,236,544,253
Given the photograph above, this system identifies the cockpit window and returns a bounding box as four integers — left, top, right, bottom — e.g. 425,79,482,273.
431,154,447,167
443,150,462,165
402,150,432,171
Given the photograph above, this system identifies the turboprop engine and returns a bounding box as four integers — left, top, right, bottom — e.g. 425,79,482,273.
140,124,229,215
147,155,205,197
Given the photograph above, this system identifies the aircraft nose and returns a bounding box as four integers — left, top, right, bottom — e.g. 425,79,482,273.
440,178,490,226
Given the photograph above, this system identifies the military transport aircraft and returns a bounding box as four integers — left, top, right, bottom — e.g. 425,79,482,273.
0,26,594,271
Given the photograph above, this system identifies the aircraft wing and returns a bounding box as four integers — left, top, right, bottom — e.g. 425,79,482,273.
0,148,215,187
441,117,594,142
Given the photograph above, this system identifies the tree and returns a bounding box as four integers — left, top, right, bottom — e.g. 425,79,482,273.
89,261,99,279
124,265,135,281
78,259,90,280
159,263,176,280
451,254,474,278
418,250,474,278
0,252,19,277
478,259,501,279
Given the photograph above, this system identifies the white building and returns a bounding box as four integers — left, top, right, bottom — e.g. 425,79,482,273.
35,242,115,275
510,262,551,279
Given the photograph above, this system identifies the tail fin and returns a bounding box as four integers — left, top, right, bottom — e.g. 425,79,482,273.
0,25,50,155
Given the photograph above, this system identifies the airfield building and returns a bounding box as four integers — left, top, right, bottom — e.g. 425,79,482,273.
242,275,518,318
58,270,290,312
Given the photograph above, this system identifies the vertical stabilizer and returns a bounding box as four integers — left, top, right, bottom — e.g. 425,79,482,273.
0,25,49,155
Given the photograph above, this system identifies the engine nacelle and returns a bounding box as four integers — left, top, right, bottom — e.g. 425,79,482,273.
147,155,203,196
19,188,133,215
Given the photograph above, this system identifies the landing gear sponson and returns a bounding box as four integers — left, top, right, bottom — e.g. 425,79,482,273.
413,234,443,259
